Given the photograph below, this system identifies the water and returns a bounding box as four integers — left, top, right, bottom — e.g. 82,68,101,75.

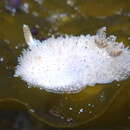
0,0,130,130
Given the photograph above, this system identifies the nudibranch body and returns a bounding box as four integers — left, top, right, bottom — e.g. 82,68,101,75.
14,25,130,93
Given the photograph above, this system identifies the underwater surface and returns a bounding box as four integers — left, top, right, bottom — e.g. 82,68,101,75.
0,0,130,130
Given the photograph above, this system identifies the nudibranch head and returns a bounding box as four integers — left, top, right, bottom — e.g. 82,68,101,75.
14,25,130,93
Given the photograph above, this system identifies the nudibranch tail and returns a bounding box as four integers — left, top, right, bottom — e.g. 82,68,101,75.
23,24,34,46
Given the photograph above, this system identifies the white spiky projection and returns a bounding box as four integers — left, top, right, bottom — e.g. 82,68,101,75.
14,25,130,93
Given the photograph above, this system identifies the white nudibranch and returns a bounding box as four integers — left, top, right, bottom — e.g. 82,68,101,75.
14,25,130,93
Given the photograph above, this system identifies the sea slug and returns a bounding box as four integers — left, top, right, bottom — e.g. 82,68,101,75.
14,25,130,93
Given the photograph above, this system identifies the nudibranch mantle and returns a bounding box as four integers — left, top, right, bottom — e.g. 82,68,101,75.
14,25,130,93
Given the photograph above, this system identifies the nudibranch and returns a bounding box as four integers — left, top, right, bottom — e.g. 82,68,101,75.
14,25,130,93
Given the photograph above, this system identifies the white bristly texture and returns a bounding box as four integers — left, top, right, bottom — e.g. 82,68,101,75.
14,28,130,93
